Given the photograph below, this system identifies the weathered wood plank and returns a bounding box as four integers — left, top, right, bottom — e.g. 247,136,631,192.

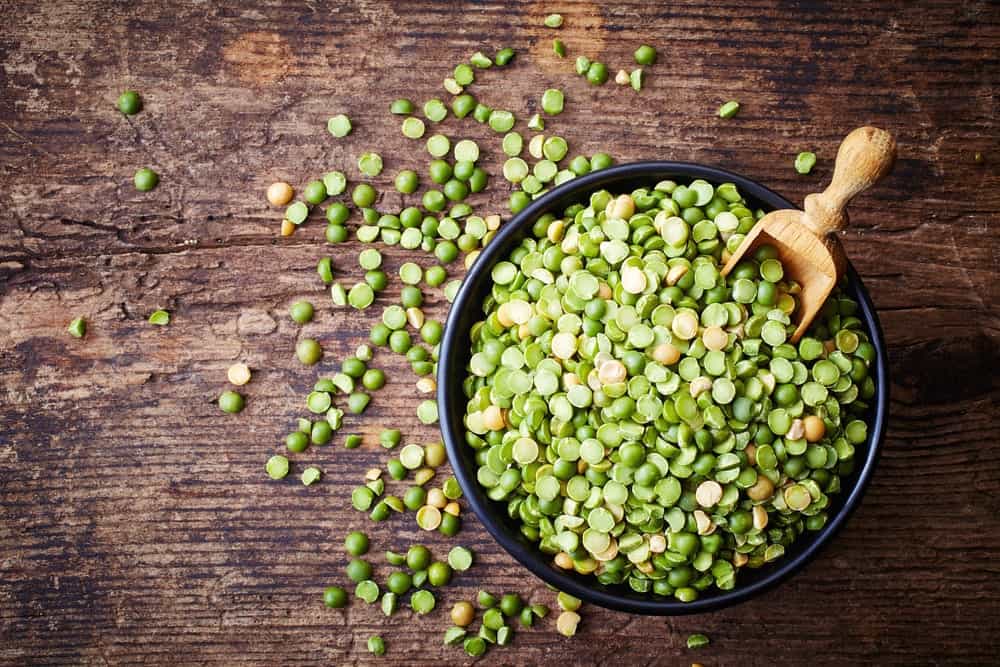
2,0,998,665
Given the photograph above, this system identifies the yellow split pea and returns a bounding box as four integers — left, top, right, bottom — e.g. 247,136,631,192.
694,509,715,535
556,611,581,637
426,488,447,509
696,480,723,507
620,265,647,294
803,415,826,441
702,326,728,351
597,360,626,385
416,505,442,530
671,311,699,340
551,332,578,359
227,363,251,386
497,299,532,327
652,342,681,365
451,601,475,626
266,181,294,206
481,404,506,430
689,377,713,397
605,194,635,220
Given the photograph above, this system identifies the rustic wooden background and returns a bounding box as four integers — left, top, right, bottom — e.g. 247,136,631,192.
1,0,998,664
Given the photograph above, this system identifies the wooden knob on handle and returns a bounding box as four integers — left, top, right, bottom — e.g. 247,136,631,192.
802,126,896,237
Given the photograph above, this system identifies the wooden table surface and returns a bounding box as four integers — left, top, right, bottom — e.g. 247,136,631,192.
2,1,998,664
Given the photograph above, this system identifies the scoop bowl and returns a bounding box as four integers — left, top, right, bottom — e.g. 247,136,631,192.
437,161,888,615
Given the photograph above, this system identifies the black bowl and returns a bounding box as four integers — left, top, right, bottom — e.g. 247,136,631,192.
438,161,888,615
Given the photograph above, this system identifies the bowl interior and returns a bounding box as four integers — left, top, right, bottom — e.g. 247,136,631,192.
438,162,888,615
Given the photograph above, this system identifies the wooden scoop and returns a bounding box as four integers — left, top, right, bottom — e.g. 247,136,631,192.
721,126,897,342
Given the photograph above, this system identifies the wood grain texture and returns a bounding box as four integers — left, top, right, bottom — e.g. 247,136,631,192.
1,0,998,664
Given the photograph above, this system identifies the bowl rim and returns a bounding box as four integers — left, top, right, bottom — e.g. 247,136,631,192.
438,160,888,615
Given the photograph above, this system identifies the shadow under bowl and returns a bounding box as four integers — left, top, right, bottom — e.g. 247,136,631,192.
438,161,888,615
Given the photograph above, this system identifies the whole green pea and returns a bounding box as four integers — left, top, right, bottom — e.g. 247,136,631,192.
322,586,348,608
427,561,453,586
289,300,314,324
303,180,327,204
286,430,309,453
117,90,142,115
386,570,412,595
344,531,369,556
586,62,609,85
346,558,373,583
296,338,322,365
633,44,657,65
133,168,159,191
352,183,376,208
499,593,523,616
406,545,432,570
218,390,244,414
395,169,419,194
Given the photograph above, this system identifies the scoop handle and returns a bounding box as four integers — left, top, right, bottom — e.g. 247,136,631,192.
802,126,896,237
